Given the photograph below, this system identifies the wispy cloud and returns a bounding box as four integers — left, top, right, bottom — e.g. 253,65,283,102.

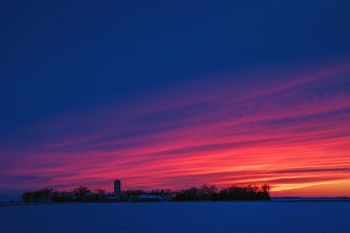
1,61,350,196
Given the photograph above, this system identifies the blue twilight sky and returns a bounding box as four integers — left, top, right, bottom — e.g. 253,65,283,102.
1,0,350,139
2,1,350,198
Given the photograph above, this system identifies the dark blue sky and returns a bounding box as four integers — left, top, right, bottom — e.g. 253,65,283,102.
1,1,350,197
1,0,350,138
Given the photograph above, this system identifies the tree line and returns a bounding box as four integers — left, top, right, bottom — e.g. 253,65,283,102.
22,186,105,203
22,184,271,203
173,184,271,201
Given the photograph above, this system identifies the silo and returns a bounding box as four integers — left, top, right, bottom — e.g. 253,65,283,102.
114,179,121,199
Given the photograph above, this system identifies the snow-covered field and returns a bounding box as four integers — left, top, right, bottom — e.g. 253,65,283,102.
1,201,349,233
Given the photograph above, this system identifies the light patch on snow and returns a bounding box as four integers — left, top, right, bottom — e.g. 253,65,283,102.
0,202,349,233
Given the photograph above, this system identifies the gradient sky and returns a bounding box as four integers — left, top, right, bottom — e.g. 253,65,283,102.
1,0,350,197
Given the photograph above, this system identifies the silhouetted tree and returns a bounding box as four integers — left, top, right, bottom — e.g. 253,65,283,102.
32,191,41,202
22,192,32,202
40,188,53,202
261,184,271,193
175,184,271,201
173,187,200,201
73,186,90,201
51,191,74,202
93,189,106,201
199,184,217,200
257,184,271,200
151,189,171,195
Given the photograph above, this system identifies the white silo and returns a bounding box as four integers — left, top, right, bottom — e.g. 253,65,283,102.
114,179,121,199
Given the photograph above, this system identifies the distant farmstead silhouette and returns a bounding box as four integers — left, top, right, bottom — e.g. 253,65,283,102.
21,179,271,203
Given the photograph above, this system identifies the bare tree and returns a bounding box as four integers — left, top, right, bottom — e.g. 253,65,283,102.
73,186,90,201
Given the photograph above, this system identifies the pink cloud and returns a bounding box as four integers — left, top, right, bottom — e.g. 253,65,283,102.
1,61,350,197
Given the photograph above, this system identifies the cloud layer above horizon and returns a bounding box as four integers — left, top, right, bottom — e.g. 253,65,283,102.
1,61,350,197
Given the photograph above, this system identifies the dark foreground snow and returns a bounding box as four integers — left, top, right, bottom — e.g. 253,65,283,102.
1,201,349,233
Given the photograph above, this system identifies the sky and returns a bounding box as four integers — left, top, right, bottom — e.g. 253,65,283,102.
1,0,350,198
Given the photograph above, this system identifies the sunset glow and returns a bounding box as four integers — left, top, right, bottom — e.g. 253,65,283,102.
1,62,350,197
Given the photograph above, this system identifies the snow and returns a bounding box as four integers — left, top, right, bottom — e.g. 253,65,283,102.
1,201,350,233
